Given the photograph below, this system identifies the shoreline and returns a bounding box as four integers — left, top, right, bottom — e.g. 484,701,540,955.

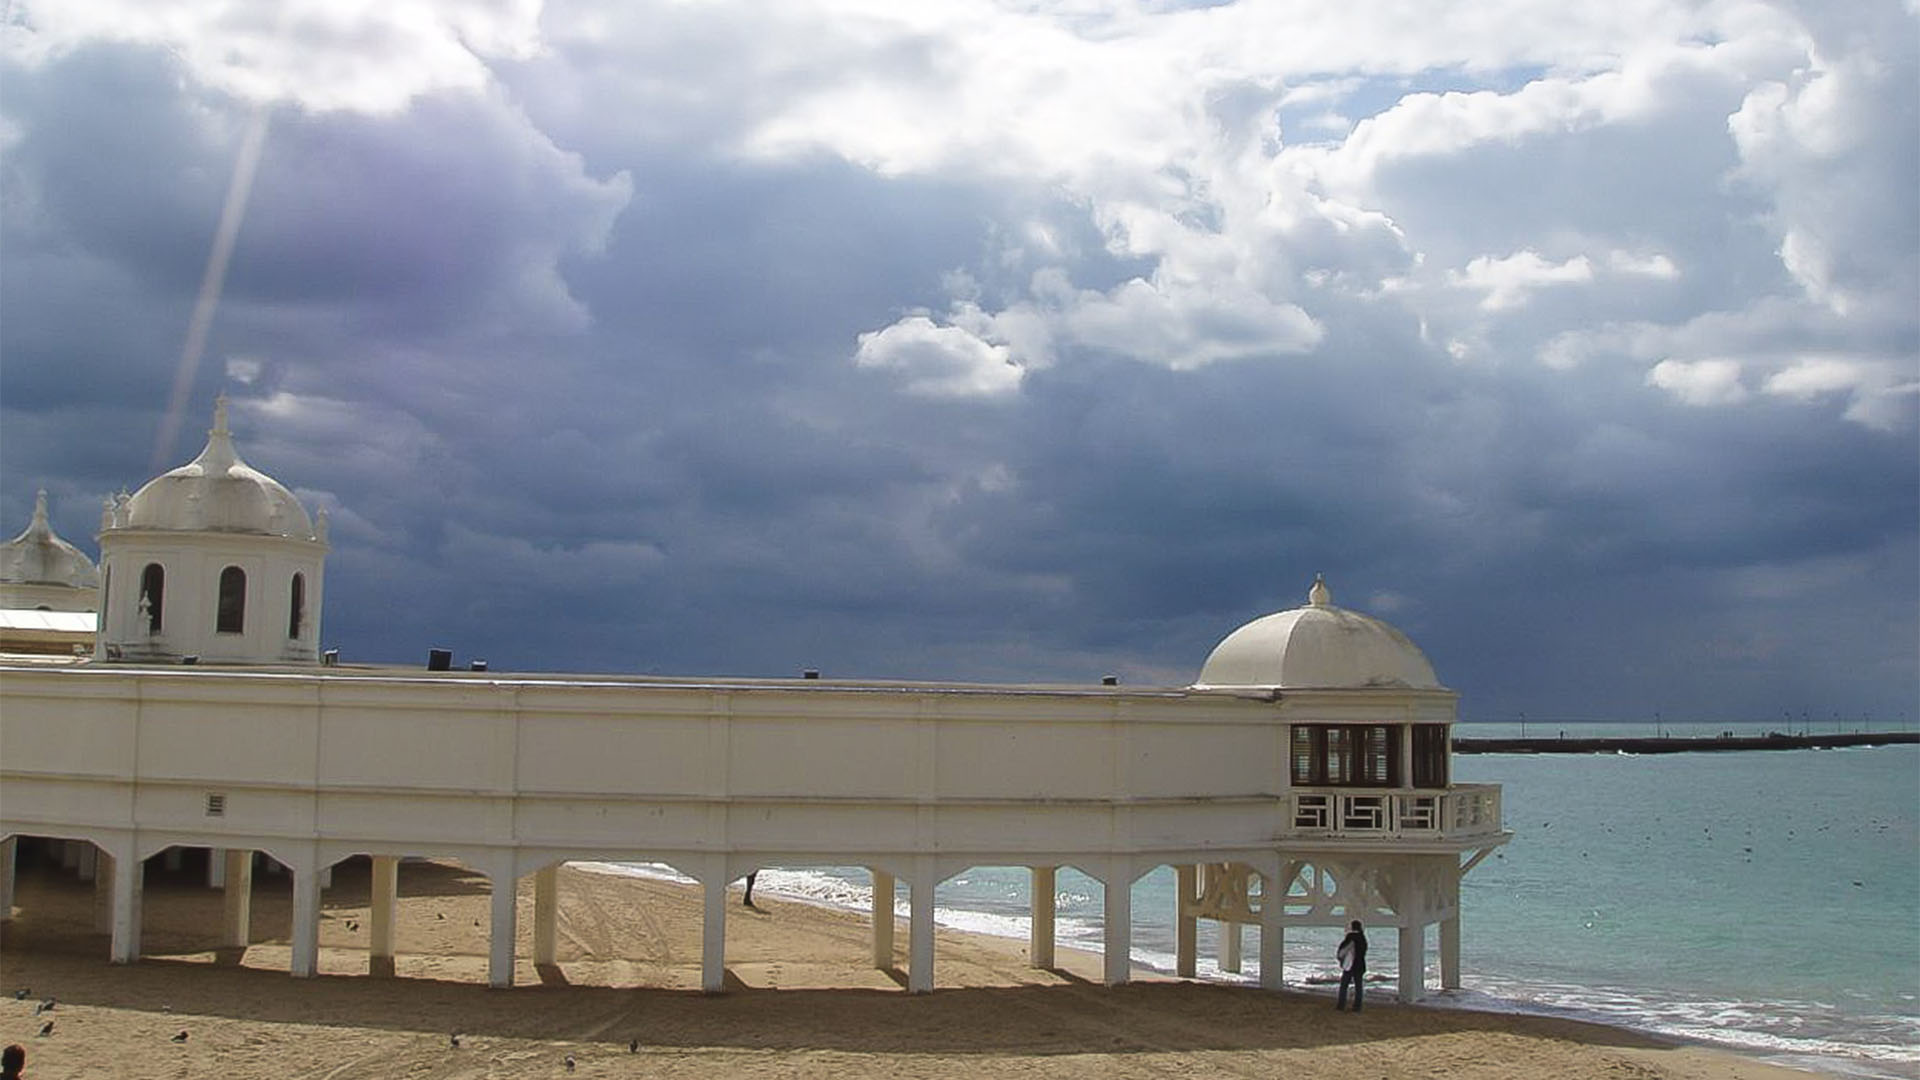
1,858,1841,1078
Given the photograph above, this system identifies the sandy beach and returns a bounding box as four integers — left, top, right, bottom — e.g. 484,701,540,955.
0,857,1827,1079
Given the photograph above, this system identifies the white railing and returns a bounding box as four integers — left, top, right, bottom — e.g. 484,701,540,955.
1289,783,1502,840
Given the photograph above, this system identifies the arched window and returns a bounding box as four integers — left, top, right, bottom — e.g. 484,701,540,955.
288,573,305,639
139,563,165,633
217,566,246,634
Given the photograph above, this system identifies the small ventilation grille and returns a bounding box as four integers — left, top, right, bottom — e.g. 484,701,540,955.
205,792,227,817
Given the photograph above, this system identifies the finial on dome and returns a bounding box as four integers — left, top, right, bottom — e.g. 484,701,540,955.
30,489,50,529
212,394,230,436
1308,573,1331,608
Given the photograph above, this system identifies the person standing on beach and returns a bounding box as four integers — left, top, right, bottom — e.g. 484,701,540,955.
742,871,758,908
1336,920,1368,1011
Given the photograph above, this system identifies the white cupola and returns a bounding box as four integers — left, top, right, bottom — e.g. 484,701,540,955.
1193,574,1441,691
96,396,328,664
0,490,99,612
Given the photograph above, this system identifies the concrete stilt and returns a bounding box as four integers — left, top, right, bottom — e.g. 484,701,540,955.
1175,864,1197,978
369,855,399,971
488,869,517,988
93,857,114,933
870,869,894,969
1029,866,1056,969
0,836,14,919
290,866,322,977
318,864,332,891
60,840,79,871
907,859,935,993
77,843,97,882
208,847,227,888
533,865,558,966
1440,914,1461,990
700,863,727,993
1398,923,1424,1002
1220,921,1242,974
162,846,183,872
108,851,142,963
1258,869,1283,990
1102,864,1132,987
221,849,253,948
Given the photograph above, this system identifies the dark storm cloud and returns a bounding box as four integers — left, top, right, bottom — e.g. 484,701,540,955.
1,2,1913,726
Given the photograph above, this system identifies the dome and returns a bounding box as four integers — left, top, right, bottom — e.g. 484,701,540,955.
119,397,317,539
1194,575,1440,691
1,490,98,588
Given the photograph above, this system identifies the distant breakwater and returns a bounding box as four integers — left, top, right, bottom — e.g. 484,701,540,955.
1452,731,1920,755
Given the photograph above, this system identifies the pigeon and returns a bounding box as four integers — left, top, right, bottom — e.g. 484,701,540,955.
170,1030,188,1043
449,1032,461,1049
37,1021,52,1037
11,988,27,1000
564,1054,576,1072
629,1038,639,1053
345,920,359,932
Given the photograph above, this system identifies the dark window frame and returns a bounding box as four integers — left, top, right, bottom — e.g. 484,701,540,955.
1291,724,1401,788
288,573,305,639
139,563,165,633
1411,724,1450,788
216,565,247,634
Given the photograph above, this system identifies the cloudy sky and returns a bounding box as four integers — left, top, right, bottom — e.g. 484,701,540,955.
2,0,1915,724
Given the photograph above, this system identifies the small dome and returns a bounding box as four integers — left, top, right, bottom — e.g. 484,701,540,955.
1,490,98,588
1194,575,1440,690
120,397,317,539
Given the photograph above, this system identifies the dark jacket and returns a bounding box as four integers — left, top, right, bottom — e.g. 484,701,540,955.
1339,929,1368,974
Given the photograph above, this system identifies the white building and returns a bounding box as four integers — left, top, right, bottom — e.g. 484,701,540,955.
0,400,1508,1000
0,489,99,656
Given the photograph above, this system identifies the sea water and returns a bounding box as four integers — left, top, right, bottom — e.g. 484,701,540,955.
595,728,1919,1079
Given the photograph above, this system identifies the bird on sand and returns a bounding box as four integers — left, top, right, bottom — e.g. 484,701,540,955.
629,1038,639,1053
37,1021,52,1037
564,1053,576,1072
449,1032,461,1049
170,1030,188,1043
11,988,27,1000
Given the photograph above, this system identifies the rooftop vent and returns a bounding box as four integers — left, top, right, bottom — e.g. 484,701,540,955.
469,659,488,672
427,648,452,672
802,669,820,680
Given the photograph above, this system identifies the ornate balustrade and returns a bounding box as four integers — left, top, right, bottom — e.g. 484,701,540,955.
1288,783,1502,840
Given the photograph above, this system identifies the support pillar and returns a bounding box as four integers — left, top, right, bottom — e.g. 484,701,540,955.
1440,914,1461,990
870,869,894,969
60,841,79,871
1174,864,1197,978
533,865,558,966
1029,866,1056,969
1398,923,1425,1002
1258,869,1283,990
488,869,517,989
162,847,183,872
1102,863,1132,987
0,836,13,919
107,851,142,964
1220,922,1242,974
700,861,727,993
907,858,936,993
208,847,227,888
77,843,97,882
318,864,333,891
369,855,399,970
221,849,253,948
290,865,322,978
93,861,113,933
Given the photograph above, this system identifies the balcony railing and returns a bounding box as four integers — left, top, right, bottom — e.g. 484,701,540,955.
1288,783,1503,840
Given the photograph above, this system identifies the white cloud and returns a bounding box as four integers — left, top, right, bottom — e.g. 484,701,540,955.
1763,358,1918,430
854,316,1022,398
1452,251,1595,311
7,0,544,114
1647,358,1749,406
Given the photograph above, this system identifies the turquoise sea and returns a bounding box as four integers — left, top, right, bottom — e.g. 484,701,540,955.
602,724,1919,1078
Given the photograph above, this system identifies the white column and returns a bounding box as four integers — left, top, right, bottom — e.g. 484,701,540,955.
1029,866,1056,970
208,847,227,888
488,869,518,989
907,858,936,994
700,861,728,993
290,865,322,978
108,851,142,964
533,865,559,966
221,849,253,948
1258,869,1283,990
369,855,399,968
162,847,184,873
60,840,79,871
870,869,894,970
1102,863,1132,987
1220,922,1242,974
1174,864,1197,979
77,843,97,882
1440,914,1461,990
1398,923,1424,1002
0,836,14,919
318,864,333,891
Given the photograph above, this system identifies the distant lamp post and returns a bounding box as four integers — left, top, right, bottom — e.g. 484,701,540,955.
1519,711,1526,739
